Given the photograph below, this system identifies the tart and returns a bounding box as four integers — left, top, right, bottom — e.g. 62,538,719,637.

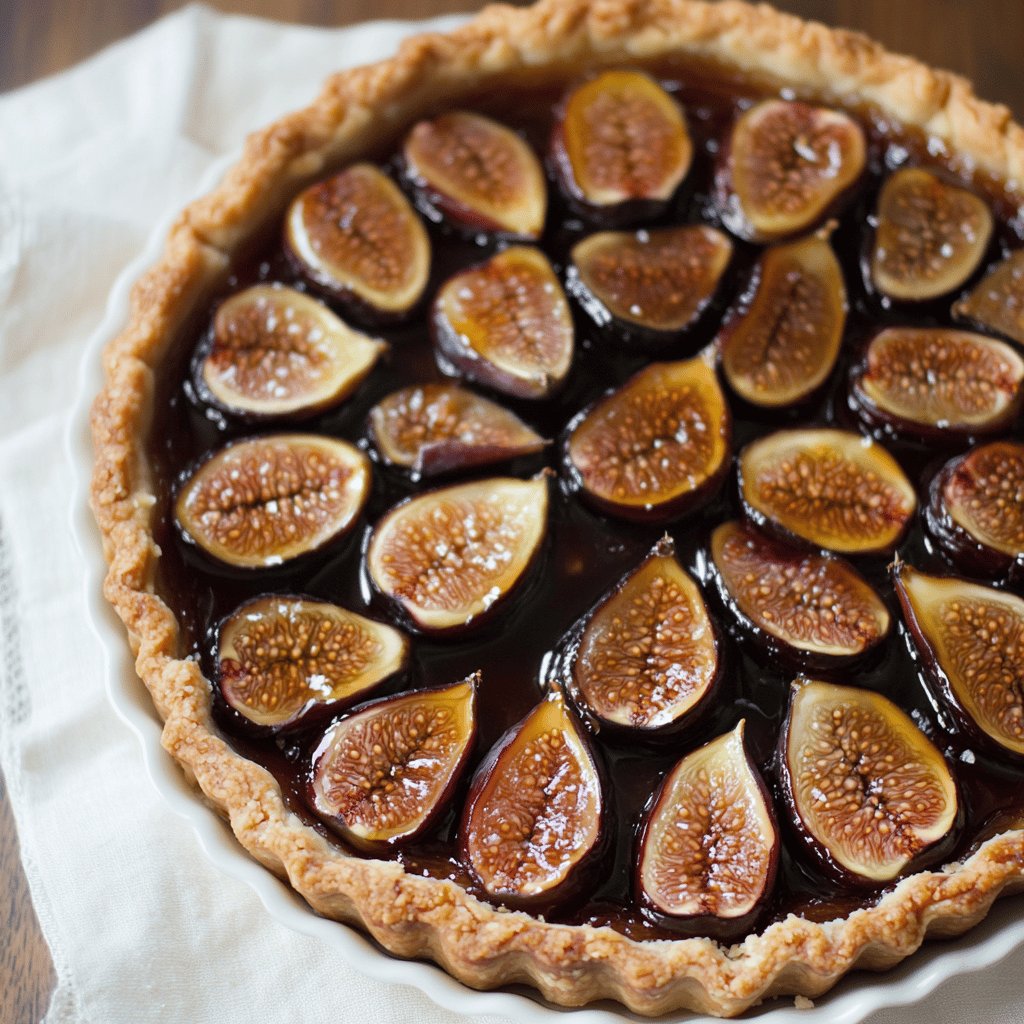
89,0,1024,1017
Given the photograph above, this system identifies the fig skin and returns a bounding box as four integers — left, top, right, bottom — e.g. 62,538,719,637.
953,248,1024,346
401,111,547,241
308,675,478,852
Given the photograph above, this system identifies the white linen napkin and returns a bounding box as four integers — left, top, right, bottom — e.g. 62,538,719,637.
0,6,1021,1022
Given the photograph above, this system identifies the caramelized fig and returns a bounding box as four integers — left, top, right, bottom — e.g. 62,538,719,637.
718,227,847,408
366,475,548,633
850,327,1024,442
175,434,371,570
780,679,959,885
870,168,993,302
720,99,866,242
894,564,1024,760
215,596,407,733
710,521,890,668
432,246,574,399
551,70,692,224
402,111,546,240
461,690,605,911
926,441,1024,576
310,676,477,850
953,249,1024,345
284,163,431,322
368,383,545,478
738,428,916,555
637,722,778,938
565,352,731,522
568,538,722,739
567,225,732,345
195,284,386,421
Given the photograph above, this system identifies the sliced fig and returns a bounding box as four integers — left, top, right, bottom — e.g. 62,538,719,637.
637,722,778,937
551,70,692,224
953,249,1024,345
565,352,731,522
402,111,546,240
894,564,1024,760
780,678,958,885
284,163,431,322
710,520,890,667
927,441,1024,576
461,690,605,911
432,246,574,399
215,595,407,733
195,284,385,420
175,434,371,570
718,226,847,408
870,168,993,302
309,676,477,850
738,428,916,555
720,99,866,242
850,327,1024,442
567,225,732,344
368,383,545,478
568,538,722,738
366,475,548,633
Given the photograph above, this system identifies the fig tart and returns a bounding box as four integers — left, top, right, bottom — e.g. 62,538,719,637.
90,0,1024,1016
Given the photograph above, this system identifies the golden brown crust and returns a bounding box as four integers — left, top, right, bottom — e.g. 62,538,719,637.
90,0,1024,1015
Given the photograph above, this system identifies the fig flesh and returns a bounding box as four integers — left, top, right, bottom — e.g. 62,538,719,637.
781,678,958,885
310,676,477,850
461,691,605,911
710,520,890,667
402,111,547,240
637,722,778,937
432,246,574,399
565,351,731,522
870,168,993,303
175,434,371,570
720,99,866,242
366,475,548,633
953,249,1024,345
850,327,1024,442
719,227,847,408
738,428,916,555
551,70,692,224
284,163,431,322
215,595,408,733
894,564,1024,760
196,284,385,421
368,383,545,478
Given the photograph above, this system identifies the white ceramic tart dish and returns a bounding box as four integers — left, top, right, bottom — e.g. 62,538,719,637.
87,1,1024,1018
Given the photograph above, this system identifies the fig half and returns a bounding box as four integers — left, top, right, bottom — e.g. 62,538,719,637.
637,721,779,938
215,595,407,733
368,383,545,478
710,520,890,668
738,428,916,555
195,284,386,421
461,690,605,911
432,246,574,399
718,226,847,408
402,111,547,240
780,679,958,885
175,434,371,570
310,676,477,850
850,327,1024,442
366,475,548,634
284,163,431,322
894,564,1024,760
953,249,1024,345
720,99,866,242
565,351,731,522
870,168,993,303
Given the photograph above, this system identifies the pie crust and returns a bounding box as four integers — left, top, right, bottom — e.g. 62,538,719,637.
90,0,1024,1015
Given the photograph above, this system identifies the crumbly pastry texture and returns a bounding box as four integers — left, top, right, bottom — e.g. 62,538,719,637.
90,0,1024,1015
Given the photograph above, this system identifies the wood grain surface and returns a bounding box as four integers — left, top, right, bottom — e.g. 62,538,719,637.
2,2,1021,1021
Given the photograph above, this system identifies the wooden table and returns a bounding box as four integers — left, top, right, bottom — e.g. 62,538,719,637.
2,2,1022,1021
